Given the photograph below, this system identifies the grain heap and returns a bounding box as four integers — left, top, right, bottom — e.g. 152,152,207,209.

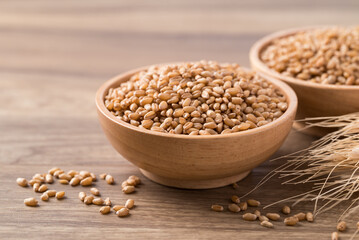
211,196,312,229
17,168,140,218
261,26,359,85
105,61,287,135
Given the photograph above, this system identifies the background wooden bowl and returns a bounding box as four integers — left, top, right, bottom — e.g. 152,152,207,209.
95,66,297,189
250,26,359,136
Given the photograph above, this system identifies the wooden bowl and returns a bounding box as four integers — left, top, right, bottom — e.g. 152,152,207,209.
250,26,359,136
95,65,298,189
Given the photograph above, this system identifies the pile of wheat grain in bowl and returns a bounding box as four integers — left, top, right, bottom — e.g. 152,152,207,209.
104,61,288,135
261,26,359,85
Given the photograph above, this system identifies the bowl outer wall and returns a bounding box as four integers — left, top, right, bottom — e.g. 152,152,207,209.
96,66,297,181
249,26,359,119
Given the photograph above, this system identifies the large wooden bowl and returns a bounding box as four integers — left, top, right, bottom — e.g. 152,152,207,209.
95,66,297,189
250,26,359,136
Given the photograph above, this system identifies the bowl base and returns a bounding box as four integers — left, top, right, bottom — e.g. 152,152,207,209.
293,122,337,138
139,169,251,189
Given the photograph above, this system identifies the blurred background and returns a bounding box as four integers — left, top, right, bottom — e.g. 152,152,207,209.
2,0,359,77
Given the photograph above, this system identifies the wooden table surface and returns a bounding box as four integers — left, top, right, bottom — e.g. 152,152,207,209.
1,1,359,239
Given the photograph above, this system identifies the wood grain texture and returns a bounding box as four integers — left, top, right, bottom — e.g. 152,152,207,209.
1,0,359,239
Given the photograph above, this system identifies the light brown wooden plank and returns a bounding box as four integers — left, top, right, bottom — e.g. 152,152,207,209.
1,0,358,239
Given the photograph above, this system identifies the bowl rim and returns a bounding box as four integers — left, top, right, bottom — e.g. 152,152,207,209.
95,63,298,139
250,25,359,90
